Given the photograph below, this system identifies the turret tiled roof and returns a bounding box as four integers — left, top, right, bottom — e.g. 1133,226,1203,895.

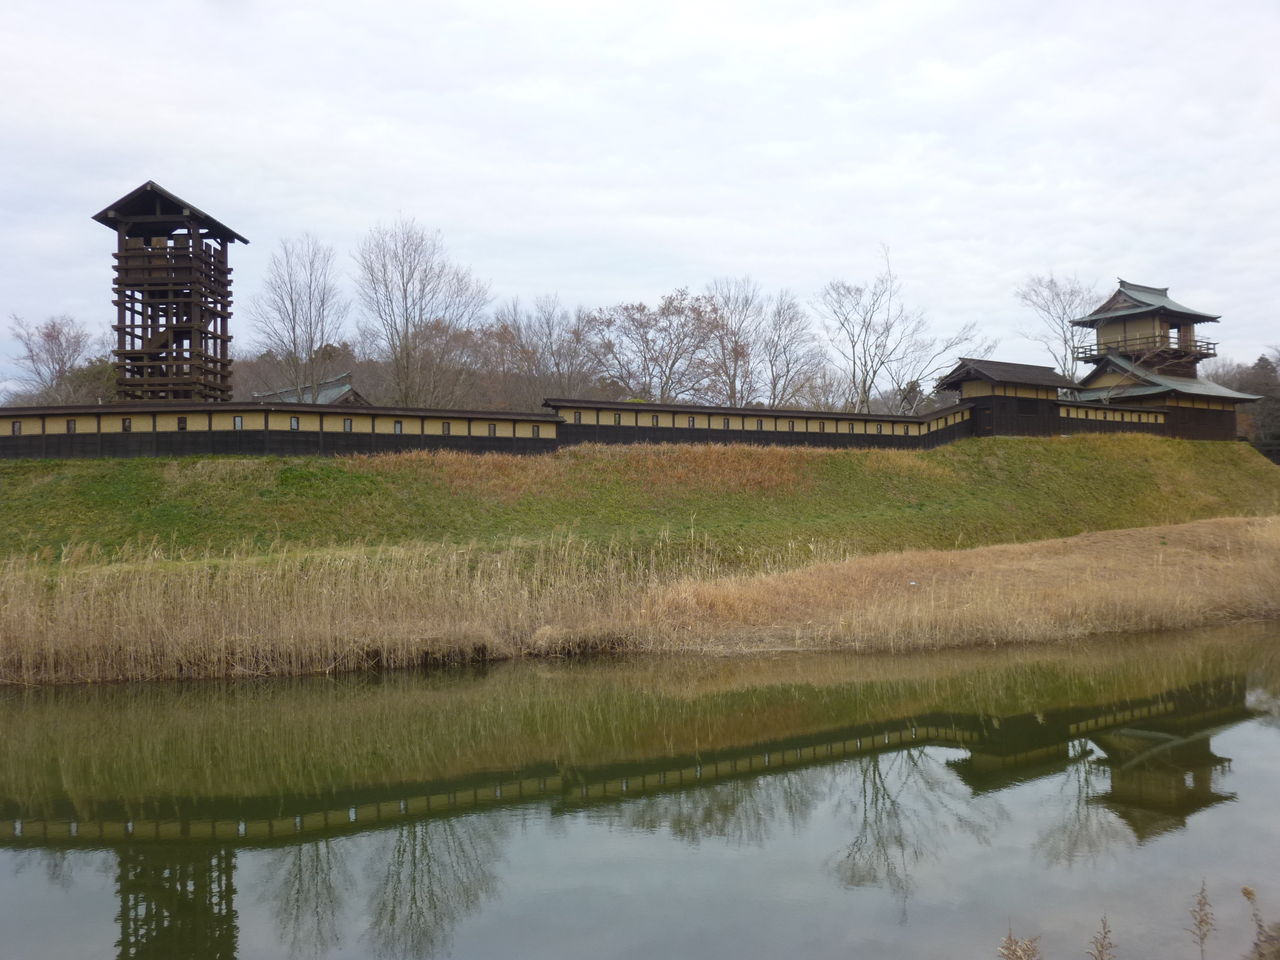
1072,279,1219,328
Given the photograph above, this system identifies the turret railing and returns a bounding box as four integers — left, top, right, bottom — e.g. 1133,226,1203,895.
1074,335,1217,363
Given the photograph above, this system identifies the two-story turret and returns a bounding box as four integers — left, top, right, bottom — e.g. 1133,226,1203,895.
1072,280,1260,440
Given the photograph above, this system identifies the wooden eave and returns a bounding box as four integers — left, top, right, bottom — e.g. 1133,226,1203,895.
92,181,249,244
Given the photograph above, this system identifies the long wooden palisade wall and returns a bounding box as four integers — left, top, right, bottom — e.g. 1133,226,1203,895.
0,394,1244,461
0,406,560,459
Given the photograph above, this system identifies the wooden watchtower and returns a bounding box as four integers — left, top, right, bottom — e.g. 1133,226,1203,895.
1071,279,1218,378
93,182,248,402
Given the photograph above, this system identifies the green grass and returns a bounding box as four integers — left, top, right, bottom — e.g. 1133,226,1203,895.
1,434,1278,562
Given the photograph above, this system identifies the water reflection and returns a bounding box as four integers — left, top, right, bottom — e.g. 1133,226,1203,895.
115,846,237,960
596,769,823,847
0,627,1274,958
831,748,1007,911
265,842,348,958
365,818,506,960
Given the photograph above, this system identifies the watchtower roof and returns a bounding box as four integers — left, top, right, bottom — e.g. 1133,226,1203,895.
936,357,1079,392
1072,279,1217,329
92,181,249,244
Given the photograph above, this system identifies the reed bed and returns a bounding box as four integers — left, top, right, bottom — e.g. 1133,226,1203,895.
652,515,1280,652
0,515,1277,684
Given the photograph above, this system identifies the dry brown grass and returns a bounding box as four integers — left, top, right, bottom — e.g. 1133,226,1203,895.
651,516,1280,652
0,516,1277,684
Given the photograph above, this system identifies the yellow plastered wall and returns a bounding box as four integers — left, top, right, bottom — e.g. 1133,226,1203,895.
327,414,373,433
100,414,151,434
371,416,421,435
925,410,969,432
515,421,555,438
1086,372,1135,388
1098,316,1162,345
155,413,208,431
563,408,598,426
211,412,248,431
614,409,652,427
44,416,90,434
478,420,515,438
1,417,43,436
960,382,1055,399
423,419,467,436
1059,406,1165,424
267,412,321,431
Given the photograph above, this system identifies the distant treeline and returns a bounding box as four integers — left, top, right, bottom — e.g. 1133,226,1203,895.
5,230,1277,441
6,231,993,416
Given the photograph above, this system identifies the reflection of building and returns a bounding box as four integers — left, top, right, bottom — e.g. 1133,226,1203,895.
1091,719,1240,843
0,674,1256,957
946,676,1248,844
116,846,237,960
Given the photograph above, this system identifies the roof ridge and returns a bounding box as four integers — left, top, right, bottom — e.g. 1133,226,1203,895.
1118,279,1169,295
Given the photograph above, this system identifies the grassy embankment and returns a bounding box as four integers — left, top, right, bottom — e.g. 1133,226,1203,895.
1,434,1279,683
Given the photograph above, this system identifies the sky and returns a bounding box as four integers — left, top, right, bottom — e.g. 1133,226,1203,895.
2,0,1278,393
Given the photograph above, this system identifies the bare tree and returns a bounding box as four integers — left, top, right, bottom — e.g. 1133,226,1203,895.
248,234,349,401
756,290,825,407
704,276,766,406
5,314,107,404
354,221,490,408
1015,273,1098,381
818,254,989,414
794,361,853,412
483,296,604,409
880,319,994,415
588,289,720,402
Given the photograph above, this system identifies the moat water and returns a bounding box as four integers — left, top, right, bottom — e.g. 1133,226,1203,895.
1,625,1277,959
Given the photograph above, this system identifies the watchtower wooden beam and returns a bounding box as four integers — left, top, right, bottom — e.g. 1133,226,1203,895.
93,182,248,402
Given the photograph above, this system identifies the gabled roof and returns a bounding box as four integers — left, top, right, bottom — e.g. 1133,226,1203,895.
1077,354,1261,402
1072,279,1218,329
92,181,249,244
936,357,1079,392
252,372,368,406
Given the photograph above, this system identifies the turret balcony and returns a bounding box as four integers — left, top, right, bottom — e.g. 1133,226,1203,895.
1074,335,1217,364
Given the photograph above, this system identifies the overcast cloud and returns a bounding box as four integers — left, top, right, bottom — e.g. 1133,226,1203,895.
2,0,1277,393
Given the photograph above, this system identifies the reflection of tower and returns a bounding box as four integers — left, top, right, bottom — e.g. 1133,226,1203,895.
115,846,238,960
92,181,248,402
1090,733,1235,843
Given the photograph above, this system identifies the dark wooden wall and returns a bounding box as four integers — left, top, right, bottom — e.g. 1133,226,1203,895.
557,418,974,450
0,431,557,460
968,396,1066,438
1250,442,1280,465
1161,407,1239,441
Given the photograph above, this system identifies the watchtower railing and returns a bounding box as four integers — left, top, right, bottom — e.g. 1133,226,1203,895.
1074,335,1217,362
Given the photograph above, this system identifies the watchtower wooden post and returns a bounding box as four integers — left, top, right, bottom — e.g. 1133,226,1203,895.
93,182,248,402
